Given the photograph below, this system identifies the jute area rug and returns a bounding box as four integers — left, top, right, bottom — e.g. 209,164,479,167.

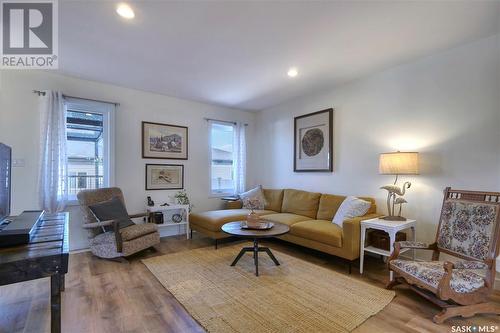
142,243,395,333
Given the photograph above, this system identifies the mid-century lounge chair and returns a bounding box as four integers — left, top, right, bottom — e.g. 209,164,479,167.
387,187,500,323
77,187,160,259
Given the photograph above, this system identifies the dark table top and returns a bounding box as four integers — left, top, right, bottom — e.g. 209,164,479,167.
0,212,69,286
221,221,290,238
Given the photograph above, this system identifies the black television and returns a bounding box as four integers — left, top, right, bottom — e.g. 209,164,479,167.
0,143,11,223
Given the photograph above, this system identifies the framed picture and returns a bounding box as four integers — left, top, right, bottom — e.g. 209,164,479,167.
142,121,188,159
145,164,184,190
294,108,333,172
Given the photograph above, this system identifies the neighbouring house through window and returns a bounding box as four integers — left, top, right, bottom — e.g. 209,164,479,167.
65,98,115,200
210,122,235,195
209,120,246,196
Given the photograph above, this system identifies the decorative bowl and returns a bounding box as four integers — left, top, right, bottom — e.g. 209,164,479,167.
240,221,274,230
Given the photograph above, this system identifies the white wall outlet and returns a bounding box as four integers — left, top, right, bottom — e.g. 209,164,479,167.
12,159,25,167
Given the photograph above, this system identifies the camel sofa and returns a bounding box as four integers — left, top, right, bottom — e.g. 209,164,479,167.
190,189,381,262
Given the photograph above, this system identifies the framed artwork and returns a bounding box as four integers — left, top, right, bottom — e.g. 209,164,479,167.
294,108,333,172
145,164,184,190
142,121,188,159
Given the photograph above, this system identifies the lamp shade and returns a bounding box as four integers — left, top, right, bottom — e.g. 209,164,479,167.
379,152,419,175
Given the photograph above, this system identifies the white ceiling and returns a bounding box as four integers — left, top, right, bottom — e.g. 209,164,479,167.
58,1,500,111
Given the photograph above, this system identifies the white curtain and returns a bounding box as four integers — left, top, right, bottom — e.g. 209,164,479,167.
233,122,246,194
38,91,68,213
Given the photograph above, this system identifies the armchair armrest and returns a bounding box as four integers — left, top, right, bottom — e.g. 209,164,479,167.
451,261,489,270
82,219,119,229
83,219,123,252
397,241,429,249
129,212,148,219
437,260,491,301
389,242,438,262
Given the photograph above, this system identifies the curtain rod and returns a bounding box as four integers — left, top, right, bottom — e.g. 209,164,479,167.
204,117,248,126
32,90,120,106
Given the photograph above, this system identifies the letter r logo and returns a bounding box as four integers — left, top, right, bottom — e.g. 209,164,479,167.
2,2,53,54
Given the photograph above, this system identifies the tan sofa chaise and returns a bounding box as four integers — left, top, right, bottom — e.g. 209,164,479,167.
190,189,381,270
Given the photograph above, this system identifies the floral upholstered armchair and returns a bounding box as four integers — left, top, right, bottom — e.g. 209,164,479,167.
387,187,500,323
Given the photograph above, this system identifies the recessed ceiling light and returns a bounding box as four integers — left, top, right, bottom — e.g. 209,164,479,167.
287,67,298,78
116,3,135,19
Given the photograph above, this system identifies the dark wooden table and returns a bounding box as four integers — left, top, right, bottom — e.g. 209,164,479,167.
0,212,69,333
221,221,290,276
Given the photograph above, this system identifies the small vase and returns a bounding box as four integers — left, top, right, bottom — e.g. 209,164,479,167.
246,210,261,227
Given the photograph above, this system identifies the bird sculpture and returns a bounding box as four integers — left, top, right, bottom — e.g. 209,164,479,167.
394,197,408,217
380,182,411,220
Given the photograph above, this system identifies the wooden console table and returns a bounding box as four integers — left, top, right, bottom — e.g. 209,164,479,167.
0,212,69,333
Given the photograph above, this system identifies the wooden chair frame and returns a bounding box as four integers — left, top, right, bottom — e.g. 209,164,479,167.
387,187,500,323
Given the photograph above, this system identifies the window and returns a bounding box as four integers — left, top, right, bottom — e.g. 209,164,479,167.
65,98,115,200
209,121,235,195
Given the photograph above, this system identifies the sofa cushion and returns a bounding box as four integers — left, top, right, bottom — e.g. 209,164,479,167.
263,189,284,212
226,200,243,209
261,213,310,226
317,194,345,220
332,196,371,227
281,189,321,219
317,194,376,220
290,220,342,248
240,185,266,210
190,209,276,232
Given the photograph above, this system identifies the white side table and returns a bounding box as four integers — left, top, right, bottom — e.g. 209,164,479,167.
359,217,416,280
146,204,190,239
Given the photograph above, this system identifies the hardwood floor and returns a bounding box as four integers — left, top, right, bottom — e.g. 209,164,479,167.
1,234,499,333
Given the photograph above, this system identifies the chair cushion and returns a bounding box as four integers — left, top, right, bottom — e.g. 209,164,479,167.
190,209,276,232
261,213,310,226
89,231,122,259
122,232,160,257
281,189,321,219
390,259,485,293
290,220,342,247
263,189,284,212
120,223,158,241
88,196,134,230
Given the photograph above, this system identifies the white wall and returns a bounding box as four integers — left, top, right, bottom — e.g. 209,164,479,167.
0,70,256,250
253,35,500,253
0,35,498,254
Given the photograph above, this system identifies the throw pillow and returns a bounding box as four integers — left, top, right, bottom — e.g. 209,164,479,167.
239,185,267,210
332,196,371,227
88,196,135,231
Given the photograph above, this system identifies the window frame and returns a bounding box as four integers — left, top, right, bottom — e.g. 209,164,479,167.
208,120,236,197
65,98,116,203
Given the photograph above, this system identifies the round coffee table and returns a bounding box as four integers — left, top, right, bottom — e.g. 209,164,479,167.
221,221,290,276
